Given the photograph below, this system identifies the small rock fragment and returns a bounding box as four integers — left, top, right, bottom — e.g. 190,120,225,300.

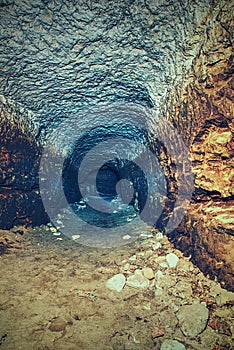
139,233,153,238
122,234,131,240
155,270,163,289
106,274,126,292
53,232,61,236
50,227,57,233
56,220,64,226
142,267,154,280
152,242,162,251
126,271,149,289
166,253,179,268
176,303,209,337
155,232,164,241
129,255,137,261
71,235,80,240
0,94,6,104
160,339,185,350
123,263,130,271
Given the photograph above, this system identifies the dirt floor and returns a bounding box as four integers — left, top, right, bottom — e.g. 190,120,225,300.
0,225,233,350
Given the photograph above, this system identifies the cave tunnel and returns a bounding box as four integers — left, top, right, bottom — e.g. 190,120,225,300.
0,0,233,288
0,0,233,348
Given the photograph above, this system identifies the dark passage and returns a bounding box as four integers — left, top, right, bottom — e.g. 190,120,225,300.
61,124,162,229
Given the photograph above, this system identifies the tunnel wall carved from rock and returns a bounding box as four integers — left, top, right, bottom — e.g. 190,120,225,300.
164,0,234,291
0,102,48,228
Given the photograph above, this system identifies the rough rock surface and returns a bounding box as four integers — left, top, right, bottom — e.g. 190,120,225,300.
0,0,233,289
163,0,234,290
0,0,209,126
176,303,209,338
0,104,48,228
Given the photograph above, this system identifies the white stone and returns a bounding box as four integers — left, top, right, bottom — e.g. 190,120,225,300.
56,220,64,226
0,94,6,104
129,255,137,261
156,270,163,279
155,232,164,241
122,234,131,240
161,339,186,350
53,232,61,236
106,274,126,292
139,233,153,238
126,272,149,289
166,253,179,268
152,242,162,250
155,270,163,288
50,227,57,233
176,303,209,337
71,235,80,240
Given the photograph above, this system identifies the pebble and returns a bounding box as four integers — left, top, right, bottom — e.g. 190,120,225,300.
152,242,162,250
155,232,164,241
166,253,179,268
53,232,61,236
126,270,149,289
0,94,6,104
50,227,57,233
129,255,137,261
142,267,154,280
123,263,130,271
139,233,153,238
122,235,131,240
106,274,126,292
56,220,64,226
155,270,163,288
176,303,209,337
71,235,80,240
160,339,185,350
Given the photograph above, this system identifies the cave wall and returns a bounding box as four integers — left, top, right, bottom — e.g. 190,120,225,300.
0,102,48,228
0,0,233,289
164,0,234,290
0,0,211,228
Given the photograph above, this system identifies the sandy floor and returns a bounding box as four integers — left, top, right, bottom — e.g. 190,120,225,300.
0,226,233,350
